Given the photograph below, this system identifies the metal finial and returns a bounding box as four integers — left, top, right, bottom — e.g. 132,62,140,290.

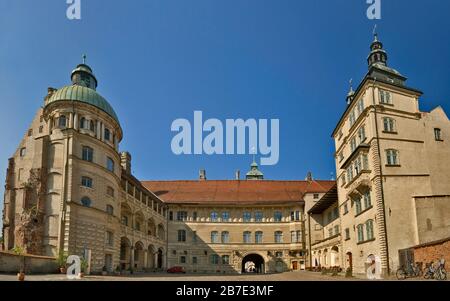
251,146,256,163
82,54,87,64
349,78,354,93
373,24,378,41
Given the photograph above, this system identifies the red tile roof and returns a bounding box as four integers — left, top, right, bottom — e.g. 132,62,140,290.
141,180,335,205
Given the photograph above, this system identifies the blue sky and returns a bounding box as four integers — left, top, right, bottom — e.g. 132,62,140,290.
1,0,450,226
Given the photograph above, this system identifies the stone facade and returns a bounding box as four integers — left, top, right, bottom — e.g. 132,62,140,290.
332,34,450,275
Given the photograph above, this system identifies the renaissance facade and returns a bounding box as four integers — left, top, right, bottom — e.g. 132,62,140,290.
2,32,450,276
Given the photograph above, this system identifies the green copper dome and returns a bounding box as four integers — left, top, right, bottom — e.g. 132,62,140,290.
45,57,119,124
46,85,119,123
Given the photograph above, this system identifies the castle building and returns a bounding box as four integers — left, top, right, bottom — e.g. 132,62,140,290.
143,166,334,274
332,33,450,275
0,58,334,274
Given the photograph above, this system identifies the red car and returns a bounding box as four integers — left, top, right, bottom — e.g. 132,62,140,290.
167,266,186,274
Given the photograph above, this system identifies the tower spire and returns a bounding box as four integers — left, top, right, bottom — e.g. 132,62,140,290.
367,26,388,67
346,78,355,105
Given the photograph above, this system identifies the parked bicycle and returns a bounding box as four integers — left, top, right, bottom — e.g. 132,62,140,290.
396,261,422,280
424,259,447,281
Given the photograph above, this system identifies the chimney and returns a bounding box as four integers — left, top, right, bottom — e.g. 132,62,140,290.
306,171,313,182
235,170,240,180
199,169,207,181
121,152,132,174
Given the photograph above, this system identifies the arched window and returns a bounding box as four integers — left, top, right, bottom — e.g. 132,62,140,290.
221,231,229,243
106,205,114,215
89,120,95,132
274,231,283,243
210,231,219,243
81,197,92,207
255,231,263,244
386,149,399,166
58,115,67,128
243,231,251,243
366,220,374,240
80,117,86,129
104,128,111,141
82,146,94,162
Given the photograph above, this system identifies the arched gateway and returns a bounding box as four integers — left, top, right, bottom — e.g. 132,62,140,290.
242,254,265,274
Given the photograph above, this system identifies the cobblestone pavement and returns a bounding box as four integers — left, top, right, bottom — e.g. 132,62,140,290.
0,271,419,281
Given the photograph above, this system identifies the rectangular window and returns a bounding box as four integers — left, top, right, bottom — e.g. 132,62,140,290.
255,231,263,244
296,231,301,242
177,230,186,242
107,157,115,172
334,225,340,235
313,194,320,199
81,176,93,188
345,228,350,240
366,220,374,240
243,212,251,222
357,99,365,115
358,126,366,143
346,165,354,183
357,224,365,242
328,228,333,237
180,256,186,264
338,152,344,162
350,137,357,152
169,211,173,221
290,211,295,221
362,154,369,170
221,231,229,244
106,205,114,216
333,207,339,219
222,255,230,265
254,211,263,222
355,198,362,215
275,252,283,258
243,231,251,243
106,186,115,197
383,118,396,132
193,212,198,221
82,146,93,162
221,212,230,222
104,128,111,141
386,149,399,166
434,128,442,141
344,203,349,215
106,231,114,247
349,110,356,127
295,211,300,221
211,231,219,243
354,156,362,175
364,191,372,209
327,211,332,223
210,254,219,265
274,211,282,222
177,211,188,221
380,90,392,104
192,257,198,264
274,231,283,243
291,231,297,243
192,231,197,243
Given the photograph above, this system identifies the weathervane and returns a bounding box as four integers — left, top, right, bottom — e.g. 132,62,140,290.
82,54,87,64
373,24,378,40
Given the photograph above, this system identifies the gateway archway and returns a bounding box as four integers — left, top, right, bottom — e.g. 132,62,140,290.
242,254,265,274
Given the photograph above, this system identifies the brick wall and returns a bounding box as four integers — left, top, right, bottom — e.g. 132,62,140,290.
412,238,450,269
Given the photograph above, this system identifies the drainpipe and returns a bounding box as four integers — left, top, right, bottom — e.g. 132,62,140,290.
371,78,390,276
308,213,312,268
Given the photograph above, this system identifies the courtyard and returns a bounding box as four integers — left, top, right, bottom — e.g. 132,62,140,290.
0,271,419,281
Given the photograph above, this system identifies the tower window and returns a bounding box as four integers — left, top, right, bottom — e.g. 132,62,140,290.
80,117,86,129
379,90,392,104
106,157,115,172
20,147,26,157
383,117,396,133
386,149,399,166
28,129,33,137
58,115,67,128
434,128,443,141
82,146,94,162
81,197,92,207
81,176,93,188
106,205,114,216
104,128,111,141
89,120,95,132
106,186,115,197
